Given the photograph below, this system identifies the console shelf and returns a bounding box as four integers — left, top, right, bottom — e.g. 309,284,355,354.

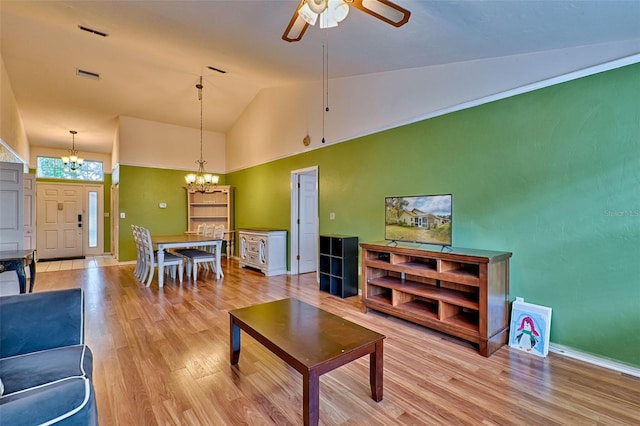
361,242,511,356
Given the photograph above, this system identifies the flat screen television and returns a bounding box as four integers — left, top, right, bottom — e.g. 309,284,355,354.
385,194,452,246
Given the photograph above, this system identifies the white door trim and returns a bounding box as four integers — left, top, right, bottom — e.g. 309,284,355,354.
290,166,319,276
111,184,119,260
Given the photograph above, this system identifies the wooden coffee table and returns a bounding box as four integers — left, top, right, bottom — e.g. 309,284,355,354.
229,298,385,426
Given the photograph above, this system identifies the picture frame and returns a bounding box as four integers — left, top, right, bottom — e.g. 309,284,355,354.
509,297,552,357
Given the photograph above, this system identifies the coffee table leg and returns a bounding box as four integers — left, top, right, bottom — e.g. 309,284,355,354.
230,317,241,365
370,339,384,402
303,370,320,426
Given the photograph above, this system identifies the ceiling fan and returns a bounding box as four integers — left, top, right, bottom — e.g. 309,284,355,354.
282,0,411,42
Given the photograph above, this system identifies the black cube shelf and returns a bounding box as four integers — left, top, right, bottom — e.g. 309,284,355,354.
319,235,358,298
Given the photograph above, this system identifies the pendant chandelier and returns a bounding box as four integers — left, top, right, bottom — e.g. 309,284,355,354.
61,130,84,171
185,76,218,193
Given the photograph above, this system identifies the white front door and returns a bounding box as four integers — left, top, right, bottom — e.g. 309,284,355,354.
0,161,24,251
37,183,84,259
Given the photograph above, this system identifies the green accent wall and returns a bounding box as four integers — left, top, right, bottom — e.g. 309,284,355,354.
227,63,640,366
117,166,190,260
117,165,228,261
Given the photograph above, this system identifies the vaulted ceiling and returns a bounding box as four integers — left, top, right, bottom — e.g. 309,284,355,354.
2,1,639,153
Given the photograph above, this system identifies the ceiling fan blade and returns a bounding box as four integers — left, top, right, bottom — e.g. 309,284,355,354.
350,0,411,27
282,0,310,42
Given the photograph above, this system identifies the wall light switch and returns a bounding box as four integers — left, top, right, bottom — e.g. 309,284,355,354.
159,203,167,209
329,212,335,220
120,212,126,219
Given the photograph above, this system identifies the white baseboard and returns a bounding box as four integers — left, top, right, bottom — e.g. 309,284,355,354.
549,343,640,378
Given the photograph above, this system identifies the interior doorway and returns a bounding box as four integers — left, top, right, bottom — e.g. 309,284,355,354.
290,166,318,276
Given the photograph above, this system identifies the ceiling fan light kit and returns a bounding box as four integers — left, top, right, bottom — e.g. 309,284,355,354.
298,0,349,28
283,0,410,42
298,3,319,25
307,0,328,14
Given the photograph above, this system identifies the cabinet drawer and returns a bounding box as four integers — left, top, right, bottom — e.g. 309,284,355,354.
241,233,262,243
245,241,259,253
244,252,259,266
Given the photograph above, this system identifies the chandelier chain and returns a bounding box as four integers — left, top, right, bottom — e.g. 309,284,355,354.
198,76,204,165
185,75,218,192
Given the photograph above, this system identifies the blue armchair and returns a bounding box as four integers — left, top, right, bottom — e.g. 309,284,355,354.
0,289,98,425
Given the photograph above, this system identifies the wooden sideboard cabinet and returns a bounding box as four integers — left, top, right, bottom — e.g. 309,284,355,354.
239,228,287,276
360,241,512,357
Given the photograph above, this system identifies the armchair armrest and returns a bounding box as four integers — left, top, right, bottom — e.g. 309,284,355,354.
0,289,85,358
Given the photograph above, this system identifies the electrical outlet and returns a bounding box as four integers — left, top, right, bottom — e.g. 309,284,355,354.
329,212,335,220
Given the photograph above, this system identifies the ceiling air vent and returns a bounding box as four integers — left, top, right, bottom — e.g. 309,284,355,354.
78,25,108,37
207,66,227,74
76,68,100,81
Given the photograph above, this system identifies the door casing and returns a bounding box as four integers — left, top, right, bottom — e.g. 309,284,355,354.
290,166,319,276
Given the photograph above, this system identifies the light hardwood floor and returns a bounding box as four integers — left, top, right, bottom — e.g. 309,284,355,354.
33,257,640,425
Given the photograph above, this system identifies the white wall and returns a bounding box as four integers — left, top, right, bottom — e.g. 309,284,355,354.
111,123,120,173
226,39,640,172
0,55,29,164
117,116,225,172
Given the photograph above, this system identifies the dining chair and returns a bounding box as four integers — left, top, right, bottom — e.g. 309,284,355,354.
132,224,154,284
194,223,212,254
176,224,223,282
211,224,225,278
140,227,184,286
132,225,145,282
195,223,205,235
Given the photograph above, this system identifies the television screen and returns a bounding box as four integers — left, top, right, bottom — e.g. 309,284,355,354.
385,194,452,246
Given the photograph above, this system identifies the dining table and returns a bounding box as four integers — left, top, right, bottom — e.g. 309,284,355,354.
151,234,224,287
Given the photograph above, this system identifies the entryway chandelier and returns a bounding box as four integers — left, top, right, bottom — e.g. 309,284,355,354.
61,130,84,171
185,76,218,193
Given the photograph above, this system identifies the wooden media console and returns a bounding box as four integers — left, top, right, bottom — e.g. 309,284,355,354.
360,242,512,357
